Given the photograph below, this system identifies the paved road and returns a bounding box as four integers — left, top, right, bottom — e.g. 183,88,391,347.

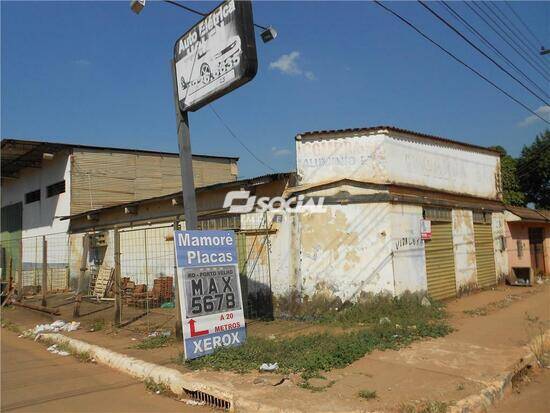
1,329,205,413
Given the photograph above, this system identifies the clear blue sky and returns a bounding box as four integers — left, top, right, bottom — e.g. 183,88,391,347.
2,1,549,179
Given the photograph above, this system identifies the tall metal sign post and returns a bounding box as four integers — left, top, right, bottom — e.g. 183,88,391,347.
171,0,257,359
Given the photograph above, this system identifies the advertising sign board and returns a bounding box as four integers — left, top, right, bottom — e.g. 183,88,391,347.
420,219,432,240
173,0,257,112
174,230,246,359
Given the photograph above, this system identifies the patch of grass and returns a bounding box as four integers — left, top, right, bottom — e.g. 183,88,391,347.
358,389,377,400
185,319,451,374
525,313,550,367
134,334,173,350
1,320,21,333
399,400,449,413
89,318,106,332
298,372,335,392
463,295,521,317
54,342,94,363
144,378,176,397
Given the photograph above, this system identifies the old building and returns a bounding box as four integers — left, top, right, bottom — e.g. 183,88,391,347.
504,206,550,281
0,138,238,284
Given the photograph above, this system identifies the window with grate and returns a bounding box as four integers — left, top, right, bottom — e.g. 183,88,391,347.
423,207,452,222
473,211,492,224
25,189,41,204
517,240,523,258
46,180,65,198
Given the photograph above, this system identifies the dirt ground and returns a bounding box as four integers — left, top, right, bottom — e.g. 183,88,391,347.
0,328,211,413
2,282,549,412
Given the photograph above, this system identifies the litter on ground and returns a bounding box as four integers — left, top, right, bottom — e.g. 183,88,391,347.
46,344,70,356
30,320,80,335
260,362,279,372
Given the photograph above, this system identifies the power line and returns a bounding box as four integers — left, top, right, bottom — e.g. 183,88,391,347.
372,1,549,125
485,1,550,70
208,104,276,173
418,1,548,106
439,1,549,100
492,1,540,55
505,1,546,49
163,0,269,31
470,1,550,80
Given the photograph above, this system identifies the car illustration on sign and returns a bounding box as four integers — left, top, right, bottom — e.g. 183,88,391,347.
180,35,242,93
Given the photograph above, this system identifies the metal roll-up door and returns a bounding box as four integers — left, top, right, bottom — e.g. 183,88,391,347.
425,222,456,300
474,223,496,288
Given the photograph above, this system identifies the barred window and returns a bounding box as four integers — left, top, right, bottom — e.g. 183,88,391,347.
423,207,452,222
473,211,492,224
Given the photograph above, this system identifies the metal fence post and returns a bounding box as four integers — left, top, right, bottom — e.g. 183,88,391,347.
17,237,23,301
173,219,183,339
41,236,47,307
114,228,122,327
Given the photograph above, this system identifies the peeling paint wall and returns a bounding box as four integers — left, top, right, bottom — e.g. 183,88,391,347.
296,132,500,199
298,203,394,301
452,209,477,290
491,212,509,279
390,204,427,295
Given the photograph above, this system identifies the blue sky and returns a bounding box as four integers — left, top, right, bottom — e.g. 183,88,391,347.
2,1,549,179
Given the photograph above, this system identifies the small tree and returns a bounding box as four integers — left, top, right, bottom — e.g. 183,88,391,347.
517,130,550,209
490,145,525,206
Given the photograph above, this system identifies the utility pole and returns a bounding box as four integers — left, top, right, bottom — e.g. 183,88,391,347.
41,236,47,307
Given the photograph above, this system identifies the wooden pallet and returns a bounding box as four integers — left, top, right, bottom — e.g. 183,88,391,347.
92,266,114,298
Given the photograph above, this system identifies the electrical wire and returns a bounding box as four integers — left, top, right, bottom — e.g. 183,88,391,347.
418,1,549,106
484,1,550,70
372,1,549,125
470,1,550,80
208,104,277,173
440,1,549,99
492,1,541,55
504,1,546,49
163,0,268,30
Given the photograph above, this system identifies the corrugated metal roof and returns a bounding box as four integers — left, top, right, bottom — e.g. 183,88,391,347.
1,138,239,178
506,206,550,222
60,172,293,221
296,125,501,155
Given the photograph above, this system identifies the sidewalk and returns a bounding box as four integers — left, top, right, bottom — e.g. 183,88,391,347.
3,283,549,412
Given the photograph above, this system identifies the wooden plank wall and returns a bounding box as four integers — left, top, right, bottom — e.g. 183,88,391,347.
70,150,237,214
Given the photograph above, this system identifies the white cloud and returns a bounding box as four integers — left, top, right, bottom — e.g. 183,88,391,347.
73,59,91,67
518,105,550,127
269,51,315,80
271,146,291,157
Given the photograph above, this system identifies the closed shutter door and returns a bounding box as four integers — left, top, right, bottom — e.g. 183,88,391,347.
474,223,496,288
425,222,456,300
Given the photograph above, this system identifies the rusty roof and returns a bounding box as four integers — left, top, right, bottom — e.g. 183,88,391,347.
1,138,239,179
296,125,501,155
506,206,550,222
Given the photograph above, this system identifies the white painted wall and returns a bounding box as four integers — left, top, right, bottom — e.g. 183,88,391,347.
390,204,427,295
298,203,394,301
1,152,71,238
492,212,509,279
452,209,477,290
296,131,500,199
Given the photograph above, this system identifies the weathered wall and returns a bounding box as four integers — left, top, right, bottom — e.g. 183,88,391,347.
452,209,477,291
298,203,394,301
296,131,500,199
492,212,509,279
506,222,531,270
390,204,427,295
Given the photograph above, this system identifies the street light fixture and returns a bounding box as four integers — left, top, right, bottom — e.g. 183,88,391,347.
130,0,145,15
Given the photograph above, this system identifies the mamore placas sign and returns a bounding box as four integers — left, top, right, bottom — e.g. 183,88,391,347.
173,0,257,112
174,230,246,359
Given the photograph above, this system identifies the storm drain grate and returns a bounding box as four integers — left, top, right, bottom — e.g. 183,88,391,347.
183,389,231,410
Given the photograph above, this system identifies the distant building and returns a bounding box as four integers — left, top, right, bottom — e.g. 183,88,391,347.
504,206,549,281
0,138,238,283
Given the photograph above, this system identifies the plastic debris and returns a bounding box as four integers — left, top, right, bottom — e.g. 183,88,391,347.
46,344,70,356
379,316,391,325
260,362,279,372
421,297,431,307
30,320,80,335
148,330,171,338
182,399,206,406
160,302,175,309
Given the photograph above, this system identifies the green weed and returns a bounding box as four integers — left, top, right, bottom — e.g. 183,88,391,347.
134,334,173,350
358,389,377,400
1,320,21,333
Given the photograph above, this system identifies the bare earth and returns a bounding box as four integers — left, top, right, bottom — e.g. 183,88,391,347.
2,283,549,412
0,329,209,413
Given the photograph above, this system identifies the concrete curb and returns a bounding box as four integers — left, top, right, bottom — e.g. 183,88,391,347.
38,331,549,413
38,333,237,410
449,330,550,413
